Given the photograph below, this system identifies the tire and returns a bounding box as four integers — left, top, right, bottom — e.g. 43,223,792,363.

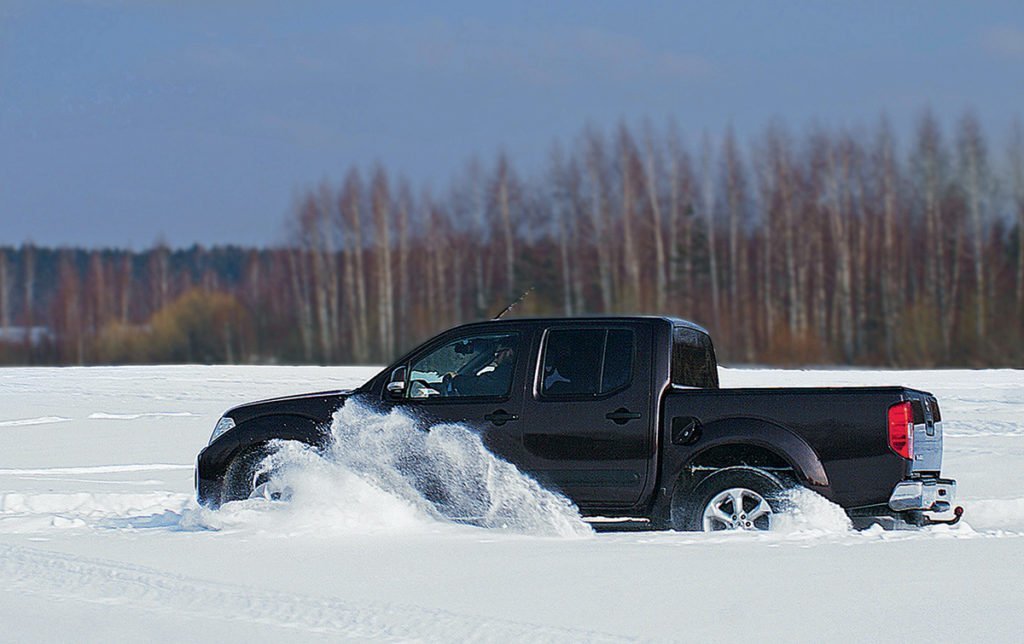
220,445,278,505
672,466,792,532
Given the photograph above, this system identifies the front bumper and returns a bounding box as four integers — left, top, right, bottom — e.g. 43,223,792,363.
195,445,226,508
888,478,956,513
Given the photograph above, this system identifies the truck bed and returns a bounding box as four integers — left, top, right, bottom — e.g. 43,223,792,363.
662,386,941,509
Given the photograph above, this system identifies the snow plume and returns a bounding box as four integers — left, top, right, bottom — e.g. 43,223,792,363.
207,399,592,538
772,487,853,534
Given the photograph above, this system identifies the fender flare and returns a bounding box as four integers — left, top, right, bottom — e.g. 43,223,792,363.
197,413,330,502
674,417,830,489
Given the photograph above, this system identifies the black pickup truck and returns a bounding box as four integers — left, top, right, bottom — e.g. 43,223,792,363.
196,316,961,531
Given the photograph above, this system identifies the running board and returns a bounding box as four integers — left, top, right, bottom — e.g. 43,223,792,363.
584,517,654,532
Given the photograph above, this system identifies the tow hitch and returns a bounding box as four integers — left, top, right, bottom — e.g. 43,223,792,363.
922,506,964,526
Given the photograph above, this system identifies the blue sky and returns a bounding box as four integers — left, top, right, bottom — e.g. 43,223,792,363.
2,1,1023,247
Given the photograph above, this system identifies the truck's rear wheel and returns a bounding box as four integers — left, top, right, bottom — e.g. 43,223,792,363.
673,466,791,532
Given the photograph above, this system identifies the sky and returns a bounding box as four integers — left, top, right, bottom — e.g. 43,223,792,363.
2,1,1023,248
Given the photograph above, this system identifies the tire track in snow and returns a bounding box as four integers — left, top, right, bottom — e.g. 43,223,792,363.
0,416,71,427
0,543,634,643
88,412,198,420
0,464,192,476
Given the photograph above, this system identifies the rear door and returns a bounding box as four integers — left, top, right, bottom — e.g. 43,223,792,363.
519,321,655,508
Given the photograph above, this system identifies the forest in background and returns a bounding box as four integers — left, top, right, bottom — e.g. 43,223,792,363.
1,111,1022,367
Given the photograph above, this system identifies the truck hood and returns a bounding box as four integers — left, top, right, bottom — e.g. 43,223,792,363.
224,389,357,426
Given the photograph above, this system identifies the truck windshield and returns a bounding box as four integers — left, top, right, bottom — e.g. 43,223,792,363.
672,326,719,388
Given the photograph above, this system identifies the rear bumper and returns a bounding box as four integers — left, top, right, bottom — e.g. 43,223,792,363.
888,477,956,513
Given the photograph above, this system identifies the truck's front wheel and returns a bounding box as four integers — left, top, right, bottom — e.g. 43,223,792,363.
220,444,285,505
674,466,791,532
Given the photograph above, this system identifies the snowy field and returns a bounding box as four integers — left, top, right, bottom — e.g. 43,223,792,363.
1,365,1022,642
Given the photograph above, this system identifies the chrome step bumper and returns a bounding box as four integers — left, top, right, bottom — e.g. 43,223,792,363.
888,478,956,512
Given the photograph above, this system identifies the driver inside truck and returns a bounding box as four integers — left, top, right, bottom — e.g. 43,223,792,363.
467,346,515,397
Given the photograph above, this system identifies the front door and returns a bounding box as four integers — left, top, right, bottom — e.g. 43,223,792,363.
519,322,655,509
384,327,529,464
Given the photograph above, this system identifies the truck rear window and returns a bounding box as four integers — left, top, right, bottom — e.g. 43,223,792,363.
672,327,719,388
540,328,634,398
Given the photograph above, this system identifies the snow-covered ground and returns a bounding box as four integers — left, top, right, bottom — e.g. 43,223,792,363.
1,365,1022,642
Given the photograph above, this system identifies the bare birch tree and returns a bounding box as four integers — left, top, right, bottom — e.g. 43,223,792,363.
699,131,721,328
287,209,314,362
340,169,370,362
1008,118,1024,319
22,245,35,334
617,125,642,310
0,249,9,334
585,130,614,311
396,179,413,350
721,127,749,355
642,123,668,313
667,126,695,314
958,112,990,344
459,158,491,317
911,111,955,355
372,166,395,359
493,153,517,300
117,254,133,324
549,144,577,315
876,118,901,363
821,132,856,362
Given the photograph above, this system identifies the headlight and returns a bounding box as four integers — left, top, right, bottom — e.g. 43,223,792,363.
209,416,235,444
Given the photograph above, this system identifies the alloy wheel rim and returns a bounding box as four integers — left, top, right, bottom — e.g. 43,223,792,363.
249,470,290,502
701,487,773,531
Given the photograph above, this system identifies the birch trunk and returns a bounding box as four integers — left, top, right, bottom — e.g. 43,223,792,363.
0,250,8,334
1008,120,1024,320
913,113,952,355
397,185,411,350
586,137,613,311
722,129,748,356
496,156,516,300
287,248,314,362
700,133,720,328
119,255,133,324
959,114,988,343
778,146,799,336
619,130,641,310
878,124,900,363
643,138,667,312
342,173,370,362
23,245,35,329
668,154,680,306
826,139,855,362
373,169,394,359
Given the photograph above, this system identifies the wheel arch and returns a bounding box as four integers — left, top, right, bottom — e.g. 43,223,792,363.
667,417,829,498
196,413,329,506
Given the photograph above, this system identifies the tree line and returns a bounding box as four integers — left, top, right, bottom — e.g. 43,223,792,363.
1,111,1022,367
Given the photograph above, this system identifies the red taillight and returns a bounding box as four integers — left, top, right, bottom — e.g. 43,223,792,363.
888,401,914,459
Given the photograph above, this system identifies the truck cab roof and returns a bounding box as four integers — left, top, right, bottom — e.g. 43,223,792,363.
450,315,711,335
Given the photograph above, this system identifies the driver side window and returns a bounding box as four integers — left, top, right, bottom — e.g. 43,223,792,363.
407,332,519,400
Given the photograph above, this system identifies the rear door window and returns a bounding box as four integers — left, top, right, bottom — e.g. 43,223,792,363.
540,328,635,398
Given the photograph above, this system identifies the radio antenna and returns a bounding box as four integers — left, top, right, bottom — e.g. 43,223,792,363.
492,287,534,320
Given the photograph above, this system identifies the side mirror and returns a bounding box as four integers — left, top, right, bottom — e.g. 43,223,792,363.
386,366,406,399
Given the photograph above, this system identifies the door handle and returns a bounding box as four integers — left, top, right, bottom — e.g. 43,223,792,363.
484,409,519,426
606,407,642,425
